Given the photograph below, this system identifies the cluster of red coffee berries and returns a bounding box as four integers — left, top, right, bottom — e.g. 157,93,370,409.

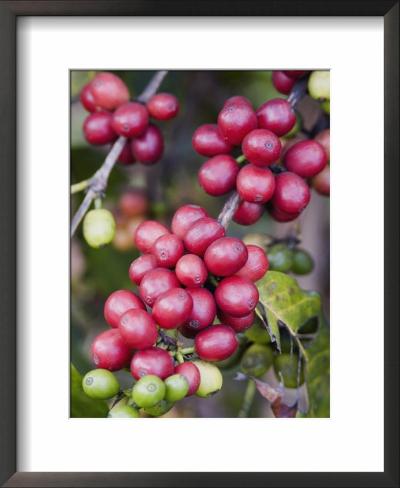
80,72,179,165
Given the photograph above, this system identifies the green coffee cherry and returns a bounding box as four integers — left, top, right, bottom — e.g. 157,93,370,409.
274,353,305,388
108,398,140,418
83,208,116,248
82,368,120,400
308,70,330,100
268,244,293,272
291,249,314,275
245,319,271,345
240,344,273,378
321,100,330,114
164,374,189,402
144,400,174,417
194,361,223,398
132,375,166,408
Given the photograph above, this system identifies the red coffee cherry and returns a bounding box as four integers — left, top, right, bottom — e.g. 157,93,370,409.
217,310,255,332
171,204,208,239
104,289,145,328
236,244,269,282
192,124,233,156
198,155,239,196
268,206,300,222
185,288,217,331
233,201,264,225
152,234,184,268
119,190,148,218
117,141,135,165
284,140,327,178
129,254,158,285
183,217,225,256
195,325,239,362
83,112,117,145
217,96,257,145
139,268,180,306
215,276,259,317
118,309,158,349
111,102,149,137
90,72,130,111
131,124,164,164
314,129,330,160
282,70,307,79
134,220,169,253
236,165,275,203
178,324,199,339
175,254,208,288
272,71,296,95
147,93,179,120
204,237,248,277
130,347,174,380
175,362,201,396
257,99,296,137
271,172,311,214
91,329,131,371
311,165,330,196
242,129,281,166
80,83,97,112
152,288,193,329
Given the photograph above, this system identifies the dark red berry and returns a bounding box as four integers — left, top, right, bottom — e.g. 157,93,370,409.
130,347,174,380
314,129,330,160
152,234,184,268
236,244,269,282
129,254,158,285
90,72,130,111
185,288,216,332
236,165,275,203
147,93,179,120
171,205,208,239
117,140,135,165
284,140,327,178
195,325,238,362
282,70,307,79
217,310,255,332
215,276,259,317
175,362,201,396
91,329,131,371
80,83,97,112
272,71,296,95
198,155,239,196
242,129,281,166
83,112,117,145
312,165,330,196
178,324,199,339
152,288,193,329
134,220,169,253
175,254,208,288
233,201,264,225
183,217,225,256
139,268,180,306
192,124,233,156
271,172,311,214
104,289,145,328
119,190,148,217
257,99,296,137
118,309,157,349
131,124,164,164
111,102,149,137
204,237,248,277
268,206,300,222
217,96,257,145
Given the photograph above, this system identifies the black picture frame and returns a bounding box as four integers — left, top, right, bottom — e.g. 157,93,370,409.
0,1,398,487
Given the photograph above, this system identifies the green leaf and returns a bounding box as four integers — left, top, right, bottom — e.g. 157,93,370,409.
70,364,108,418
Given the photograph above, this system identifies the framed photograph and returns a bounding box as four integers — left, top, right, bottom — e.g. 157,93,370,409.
0,1,398,486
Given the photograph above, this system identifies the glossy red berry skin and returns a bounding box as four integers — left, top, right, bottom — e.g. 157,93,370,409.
139,268,180,306
104,289,145,328
90,72,130,111
175,362,201,396
283,70,307,79
117,141,135,165
192,124,233,157
236,165,275,203
80,83,97,112
129,254,158,285
236,244,269,282
134,220,169,253
131,124,164,164
175,254,208,288
185,288,216,332
147,93,179,120
171,205,208,239
91,329,131,371
217,96,257,145
215,276,259,317
184,217,225,256
152,288,193,329
217,310,255,332
198,155,239,196
268,206,300,222
83,112,117,145
130,347,174,380
111,102,149,137
312,165,330,196
195,325,239,362
271,172,311,214
118,309,158,349
272,71,296,95
314,129,330,160
233,201,264,225
284,140,327,178
257,99,296,137
204,237,248,277
242,129,281,166
152,234,184,268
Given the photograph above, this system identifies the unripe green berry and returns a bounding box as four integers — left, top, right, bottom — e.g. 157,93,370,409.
308,70,330,100
321,100,330,114
132,375,166,408
291,249,314,275
274,353,305,388
268,244,293,272
240,344,273,378
82,368,120,400
164,374,189,402
108,398,140,418
193,360,223,398
144,399,174,417
83,208,116,248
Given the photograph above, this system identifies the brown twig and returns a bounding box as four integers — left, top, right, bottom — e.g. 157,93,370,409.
217,192,241,229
